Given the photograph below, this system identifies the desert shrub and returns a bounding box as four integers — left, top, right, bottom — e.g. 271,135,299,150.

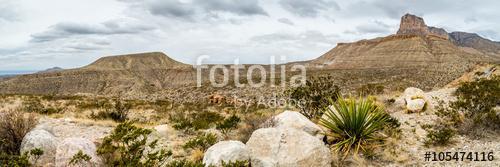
90,100,131,122
423,124,456,146
76,98,113,110
287,75,341,119
221,160,250,167
22,99,63,115
69,150,92,167
165,159,205,167
97,121,172,166
357,83,385,96
452,76,500,128
382,114,402,139
170,110,224,131
0,110,38,155
183,133,217,151
216,115,241,135
320,96,388,156
0,148,43,166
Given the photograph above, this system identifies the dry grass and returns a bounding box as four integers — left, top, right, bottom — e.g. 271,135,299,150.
0,110,38,154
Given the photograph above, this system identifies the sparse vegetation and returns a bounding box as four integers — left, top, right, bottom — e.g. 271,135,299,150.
320,96,388,157
170,110,224,131
0,110,38,155
452,76,500,128
423,124,456,146
287,75,341,119
97,121,172,166
357,83,385,96
90,100,131,122
183,133,218,151
216,115,241,135
69,150,92,167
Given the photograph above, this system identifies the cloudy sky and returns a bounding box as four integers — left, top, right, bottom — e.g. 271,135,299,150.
1,0,500,71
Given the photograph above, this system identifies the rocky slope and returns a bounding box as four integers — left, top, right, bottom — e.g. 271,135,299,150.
0,52,197,97
311,14,499,69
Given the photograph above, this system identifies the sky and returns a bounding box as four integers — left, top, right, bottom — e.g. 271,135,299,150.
1,0,500,71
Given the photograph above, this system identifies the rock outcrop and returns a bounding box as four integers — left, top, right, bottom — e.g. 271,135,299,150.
20,129,58,166
397,14,449,39
272,111,324,139
402,87,427,112
55,138,101,167
203,141,250,167
246,128,331,167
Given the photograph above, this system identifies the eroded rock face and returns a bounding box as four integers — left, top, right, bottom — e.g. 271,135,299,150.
397,14,449,39
203,141,250,167
20,129,58,166
55,138,101,167
246,128,331,167
406,99,426,112
273,111,324,139
397,14,429,36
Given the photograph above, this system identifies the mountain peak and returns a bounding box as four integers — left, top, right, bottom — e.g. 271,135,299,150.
397,13,449,39
84,52,189,70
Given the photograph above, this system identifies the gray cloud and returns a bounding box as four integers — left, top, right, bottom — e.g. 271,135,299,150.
279,0,340,17
31,20,154,42
131,0,267,20
148,0,196,19
277,18,294,25
195,0,268,16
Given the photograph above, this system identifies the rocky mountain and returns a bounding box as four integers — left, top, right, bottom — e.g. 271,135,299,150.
311,14,499,69
0,52,197,97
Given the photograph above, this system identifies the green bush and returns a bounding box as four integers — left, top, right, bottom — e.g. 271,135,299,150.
221,160,250,167
170,110,224,131
69,150,92,166
452,76,500,128
183,133,217,151
287,75,341,119
165,159,205,167
423,124,456,146
319,96,388,156
0,148,44,167
22,99,62,115
97,121,172,166
216,115,241,135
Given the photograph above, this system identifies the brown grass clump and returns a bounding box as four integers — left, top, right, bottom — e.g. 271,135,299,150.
0,110,38,154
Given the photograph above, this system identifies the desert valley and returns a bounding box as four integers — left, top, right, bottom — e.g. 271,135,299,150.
1,13,499,167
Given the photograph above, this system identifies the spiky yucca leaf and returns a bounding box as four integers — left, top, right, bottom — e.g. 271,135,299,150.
320,96,388,156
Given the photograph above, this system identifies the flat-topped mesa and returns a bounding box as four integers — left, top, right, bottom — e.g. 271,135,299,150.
397,14,449,39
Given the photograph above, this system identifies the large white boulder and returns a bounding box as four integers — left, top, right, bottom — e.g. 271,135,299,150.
246,128,331,167
273,111,324,139
406,99,426,112
20,129,58,166
403,87,425,101
55,138,101,167
203,140,250,167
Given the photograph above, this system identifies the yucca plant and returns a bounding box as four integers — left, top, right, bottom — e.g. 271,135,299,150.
320,96,388,157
